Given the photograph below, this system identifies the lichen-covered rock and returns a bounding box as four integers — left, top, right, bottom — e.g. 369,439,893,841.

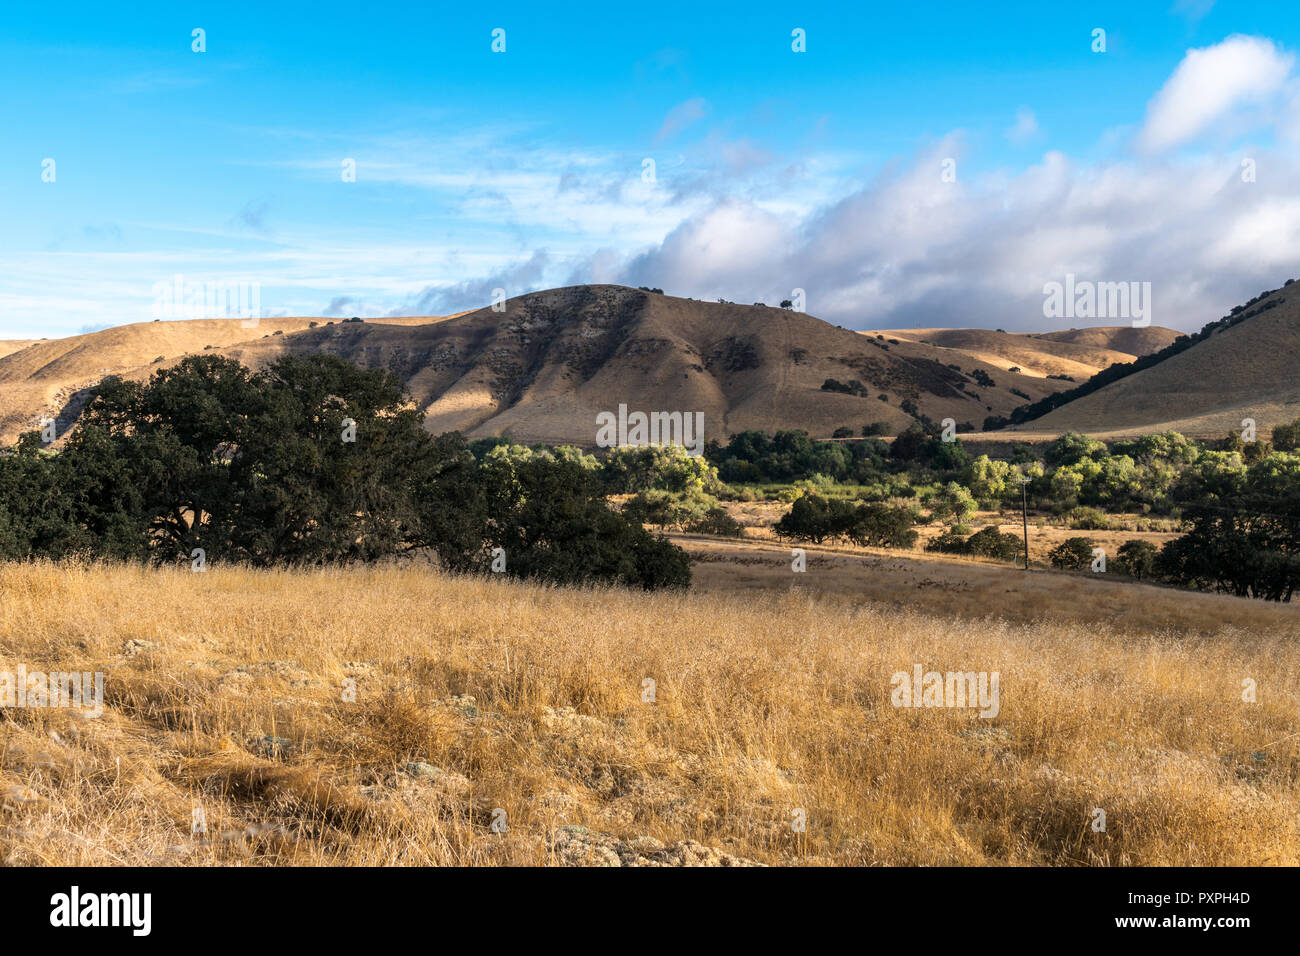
549,826,763,867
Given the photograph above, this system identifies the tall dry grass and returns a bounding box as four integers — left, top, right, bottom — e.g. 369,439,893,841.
0,560,1296,866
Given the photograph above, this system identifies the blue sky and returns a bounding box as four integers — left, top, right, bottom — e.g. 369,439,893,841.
2,1,1299,337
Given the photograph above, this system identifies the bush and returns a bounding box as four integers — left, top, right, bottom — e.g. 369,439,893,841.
1066,506,1113,530
684,507,744,537
1048,537,1097,570
773,494,916,548
925,481,977,523
1116,539,1158,580
926,525,1020,561
620,487,717,529
1272,418,1300,453
926,528,969,554
966,526,1023,560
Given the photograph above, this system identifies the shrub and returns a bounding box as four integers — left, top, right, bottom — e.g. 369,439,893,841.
1044,432,1106,467
966,526,1022,560
1116,539,1159,580
1066,506,1113,530
1272,418,1300,453
773,494,917,548
684,507,744,537
925,481,977,523
926,525,1020,561
1048,537,1097,570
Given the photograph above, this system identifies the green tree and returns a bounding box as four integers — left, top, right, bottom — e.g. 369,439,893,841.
1116,539,1158,580
1048,536,1097,570
1043,432,1106,468
486,457,690,589
1272,418,1300,453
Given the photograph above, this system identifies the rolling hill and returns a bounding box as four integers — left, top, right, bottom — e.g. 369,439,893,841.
1014,284,1300,438
0,340,37,360
9,281,1285,448
1035,326,1181,356
0,285,1076,446
876,326,1179,381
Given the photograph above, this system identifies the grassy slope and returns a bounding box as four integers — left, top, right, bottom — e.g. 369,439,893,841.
1,559,1296,866
0,287,1076,446
1024,287,1300,438
876,326,1180,380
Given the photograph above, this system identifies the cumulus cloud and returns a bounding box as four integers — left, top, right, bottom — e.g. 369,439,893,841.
607,136,1300,332
1138,35,1293,152
589,35,1300,333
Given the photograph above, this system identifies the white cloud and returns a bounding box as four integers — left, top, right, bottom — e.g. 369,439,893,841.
607,139,1300,333
1138,35,1294,153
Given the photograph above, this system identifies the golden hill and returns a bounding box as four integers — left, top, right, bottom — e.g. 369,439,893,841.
0,316,448,445
0,286,1073,446
1021,285,1300,438
877,326,1179,381
1035,326,1182,356
0,341,37,360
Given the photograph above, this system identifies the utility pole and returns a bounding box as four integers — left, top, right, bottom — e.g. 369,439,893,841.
1018,476,1031,570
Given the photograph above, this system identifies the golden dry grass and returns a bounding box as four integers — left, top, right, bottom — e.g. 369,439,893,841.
875,326,1177,380
1027,287,1300,438
1,559,1297,866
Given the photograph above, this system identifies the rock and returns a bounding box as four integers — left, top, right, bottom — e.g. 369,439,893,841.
404,761,443,780
540,705,607,735
549,827,763,867
252,735,293,757
438,695,479,719
400,762,470,793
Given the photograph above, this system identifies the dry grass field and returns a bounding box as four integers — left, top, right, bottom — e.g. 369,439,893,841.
1,559,1297,867
678,535,1298,633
